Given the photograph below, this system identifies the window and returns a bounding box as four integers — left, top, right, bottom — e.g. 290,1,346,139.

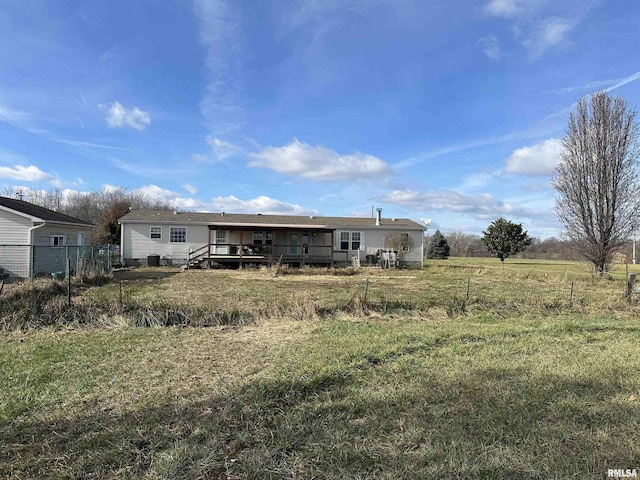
400,232,410,252
150,226,162,239
170,227,187,243
216,230,226,243
50,235,65,246
338,231,363,251
351,232,361,251
252,231,272,245
339,232,349,250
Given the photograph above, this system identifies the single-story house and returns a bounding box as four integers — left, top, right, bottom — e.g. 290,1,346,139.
0,196,95,278
118,208,426,268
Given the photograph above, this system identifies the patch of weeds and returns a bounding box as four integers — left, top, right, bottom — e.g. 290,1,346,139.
446,297,468,317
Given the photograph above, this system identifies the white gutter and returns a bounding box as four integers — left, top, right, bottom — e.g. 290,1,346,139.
27,222,47,279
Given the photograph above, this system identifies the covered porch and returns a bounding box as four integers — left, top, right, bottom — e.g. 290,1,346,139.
188,224,339,268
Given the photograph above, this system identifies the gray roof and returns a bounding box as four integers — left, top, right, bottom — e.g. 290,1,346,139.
119,210,425,230
0,196,94,226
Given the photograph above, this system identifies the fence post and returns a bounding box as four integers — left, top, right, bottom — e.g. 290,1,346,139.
626,273,637,300
364,277,369,304
466,277,471,301
67,258,72,308
569,281,574,308
119,282,123,313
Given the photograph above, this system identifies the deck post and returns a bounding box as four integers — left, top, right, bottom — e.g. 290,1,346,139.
300,229,304,267
208,227,213,268
271,229,275,266
330,229,334,267
239,230,244,269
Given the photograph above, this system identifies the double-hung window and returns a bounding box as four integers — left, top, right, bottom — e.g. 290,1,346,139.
150,226,162,240
170,227,187,243
340,232,350,250
351,232,361,250
400,232,410,252
338,231,363,251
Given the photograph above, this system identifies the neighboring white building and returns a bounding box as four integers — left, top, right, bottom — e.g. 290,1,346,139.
0,196,94,278
118,209,426,267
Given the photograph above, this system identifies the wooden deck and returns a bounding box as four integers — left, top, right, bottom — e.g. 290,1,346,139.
192,254,334,268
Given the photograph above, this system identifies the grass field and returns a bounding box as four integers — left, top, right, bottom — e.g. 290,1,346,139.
1,258,640,478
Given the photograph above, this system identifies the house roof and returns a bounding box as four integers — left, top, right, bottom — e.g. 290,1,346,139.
0,196,94,226
119,210,426,230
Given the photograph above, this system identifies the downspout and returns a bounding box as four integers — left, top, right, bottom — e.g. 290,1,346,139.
27,222,47,279
119,221,125,266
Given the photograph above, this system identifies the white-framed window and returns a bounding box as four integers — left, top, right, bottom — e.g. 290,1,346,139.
216,230,226,243
400,232,410,252
50,235,66,246
351,232,361,250
170,227,187,243
252,231,272,245
338,231,364,251
150,226,162,240
340,231,350,250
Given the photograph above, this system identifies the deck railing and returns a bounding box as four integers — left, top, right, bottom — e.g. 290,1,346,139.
188,243,336,266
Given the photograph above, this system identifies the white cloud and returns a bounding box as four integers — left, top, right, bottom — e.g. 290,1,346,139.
183,184,198,195
249,139,390,181
381,188,543,220
0,165,57,182
206,136,243,160
134,184,205,210
0,104,30,126
505,138,563,176
99,101,151,131
210,194,319,215
485,0,525,18
522,17,574,57
193,0,244,137
484,0,587,57
479,35,501,61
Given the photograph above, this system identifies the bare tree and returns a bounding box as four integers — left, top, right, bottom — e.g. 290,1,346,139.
447,231,474,257
553,91,640,276
385,233,415,262
3,186,174,245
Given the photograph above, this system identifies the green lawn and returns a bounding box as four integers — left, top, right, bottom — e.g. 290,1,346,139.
2,310,639,478
2,260,640,478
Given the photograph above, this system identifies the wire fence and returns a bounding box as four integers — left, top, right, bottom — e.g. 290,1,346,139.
0,245,113,279
110,268,629,316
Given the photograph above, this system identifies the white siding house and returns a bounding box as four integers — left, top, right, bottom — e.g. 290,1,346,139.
119,209,426,267
0,197,94,278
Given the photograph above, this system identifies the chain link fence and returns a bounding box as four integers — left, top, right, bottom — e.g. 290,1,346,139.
0,245,112,279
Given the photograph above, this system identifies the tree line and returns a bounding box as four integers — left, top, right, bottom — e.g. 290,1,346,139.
425,231,588,261
0,186,173,245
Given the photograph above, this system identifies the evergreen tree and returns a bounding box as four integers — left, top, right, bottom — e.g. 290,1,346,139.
426,229,450,259
482,218,531,262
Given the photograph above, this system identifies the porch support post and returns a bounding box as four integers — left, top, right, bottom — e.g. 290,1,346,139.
239,230,244,269
271,229,275,266
330,230,334,267
300,229,304,266
208,227,213,268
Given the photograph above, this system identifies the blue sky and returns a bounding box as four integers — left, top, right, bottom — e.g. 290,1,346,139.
1,0,639,238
